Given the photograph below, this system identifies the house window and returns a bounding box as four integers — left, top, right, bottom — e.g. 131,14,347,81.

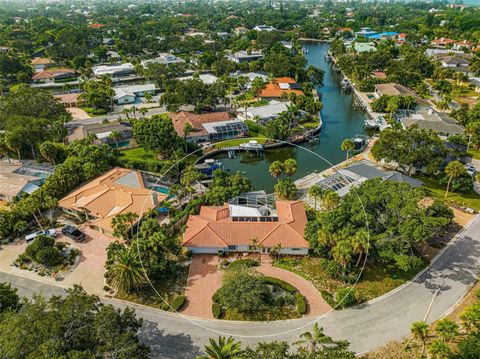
228,245,237,251
291,248,301,251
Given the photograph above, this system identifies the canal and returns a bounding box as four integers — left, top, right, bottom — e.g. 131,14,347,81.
215,42,367,192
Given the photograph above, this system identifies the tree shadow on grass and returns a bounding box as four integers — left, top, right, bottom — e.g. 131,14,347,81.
139,319,203,359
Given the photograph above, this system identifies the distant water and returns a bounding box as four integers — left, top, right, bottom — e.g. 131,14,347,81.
213,43,367,192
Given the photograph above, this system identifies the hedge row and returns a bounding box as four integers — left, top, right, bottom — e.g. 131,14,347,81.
170,295,186,311
227,258,259,269
260,276,297,294
212,303,222,319
295,293,307,315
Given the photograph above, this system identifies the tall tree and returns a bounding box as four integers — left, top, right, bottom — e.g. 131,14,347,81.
341,138,355,161
199,337,245,359
444,161,466,198
105,245,146,293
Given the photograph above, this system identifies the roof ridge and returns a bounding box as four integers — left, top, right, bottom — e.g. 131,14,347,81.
257,223,282,245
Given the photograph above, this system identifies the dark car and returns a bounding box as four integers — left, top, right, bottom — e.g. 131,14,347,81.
62,225,86,242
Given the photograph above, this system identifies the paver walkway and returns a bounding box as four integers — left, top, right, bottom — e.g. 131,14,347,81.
181,254,223,318
257,256,331,316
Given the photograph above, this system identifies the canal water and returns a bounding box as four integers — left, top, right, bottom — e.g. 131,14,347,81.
215,42,367,192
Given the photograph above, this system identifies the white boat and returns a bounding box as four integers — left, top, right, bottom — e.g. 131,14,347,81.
239,140,264,151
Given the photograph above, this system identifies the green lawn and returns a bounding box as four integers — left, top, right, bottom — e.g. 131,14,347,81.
416,175,480,211
467,148,480,160
274,256,426,305
119,147,158,161
214,137,267,149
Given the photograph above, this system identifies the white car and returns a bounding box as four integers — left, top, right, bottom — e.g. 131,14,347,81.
25,229,56,244
465,164,477,177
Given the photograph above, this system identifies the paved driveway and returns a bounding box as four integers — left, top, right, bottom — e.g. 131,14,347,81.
181,255,223,318
1,216,479,358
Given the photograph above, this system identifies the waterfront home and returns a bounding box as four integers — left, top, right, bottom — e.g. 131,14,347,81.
226,50,264,63
374,83,430,107
367,32,399,41
168,111,248,143
354,27,377,38
31,57,54,72
253,25,276,32
59,167,167,235
395,108,464,138
66,121,133,148
113,84,157,105
259,77,304,100
92,63,134,77
280,40,294,51
237,101,306,124
431,38,456,49
31,68,76,83
351,42,377,53
178,73,218,85
182,200,308,255
313,160,423,198
140,53,185,67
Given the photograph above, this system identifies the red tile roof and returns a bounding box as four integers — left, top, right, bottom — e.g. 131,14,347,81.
32,68,75,80
431,37,455,45
183,201,308,249
168,111,231,137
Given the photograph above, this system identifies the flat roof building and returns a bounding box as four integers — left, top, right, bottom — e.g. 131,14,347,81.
92,63,134,77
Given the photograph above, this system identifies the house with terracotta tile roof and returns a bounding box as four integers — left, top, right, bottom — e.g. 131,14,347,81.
182,200,309,255
31,68,76,83
168,111,248,143
59,167,168,235
259,77,304,100
431,37,455,49
31,57,54,72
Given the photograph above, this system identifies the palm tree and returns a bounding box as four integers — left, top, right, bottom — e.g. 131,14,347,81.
434,318,459,342
444,161,466,198
332,240,353,275
294,324,335,353
411,321,430,358
340,138,355,161
106,246,146,293
130,106,138,119
139,107,148,118
321,190,340,210
283,158,297,177
122,108,130,119
268,161,283,182
308,185,323,211
198,336,245,359
183,122,194,153
351,229,370,268
428,339,451,359
108,130,122,149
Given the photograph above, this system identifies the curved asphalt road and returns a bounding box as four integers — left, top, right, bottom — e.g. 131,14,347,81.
1,215,479,358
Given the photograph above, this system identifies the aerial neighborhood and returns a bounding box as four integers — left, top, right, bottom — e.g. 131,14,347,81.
0,1,479,359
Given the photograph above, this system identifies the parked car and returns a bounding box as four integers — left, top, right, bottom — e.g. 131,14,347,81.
62,225,86,242
465,164,477,177
25,229,56,244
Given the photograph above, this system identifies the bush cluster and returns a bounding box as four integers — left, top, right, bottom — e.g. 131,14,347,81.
170,295,186,311
23,236,64,267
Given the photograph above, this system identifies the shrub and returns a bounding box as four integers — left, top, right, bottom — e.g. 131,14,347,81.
212,290,221,303
36,247,63,267
260,277,297,294
170,295,186,311
296,293,307,315
228,258,259,269
217,250,225,258
212,303,222,319
334,287,358,309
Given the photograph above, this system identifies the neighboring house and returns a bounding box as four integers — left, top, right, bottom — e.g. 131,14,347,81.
453,40,475,51
140,53,185,67
58,167,168,235
354,27,377,37
177,73,218,85
237,100,305,124
367,31,398,40
259,77,304,100
280,41,294,50
0,173,42,202
54,93,82,108
440,56,470,69
395,108,464,138
253,25,276,32
182,200,308,255
113,84,156,105
234,71,268,84
352,42,377,53
470,78,480,93
66,122,133,148
92,63,134,77
431,37,455,49
425,48,465,58
31,68,76,83
168,111,248,143
313,160,423,198
102,37,115,46
0,160,54,201
226,50,264,63
234,26,248,35
31,57,54,72
374,83,431,107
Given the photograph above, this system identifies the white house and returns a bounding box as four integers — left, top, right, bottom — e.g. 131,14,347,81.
141,53,185,67
93,63,135,77
113,84,156,105
253,25,276,32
